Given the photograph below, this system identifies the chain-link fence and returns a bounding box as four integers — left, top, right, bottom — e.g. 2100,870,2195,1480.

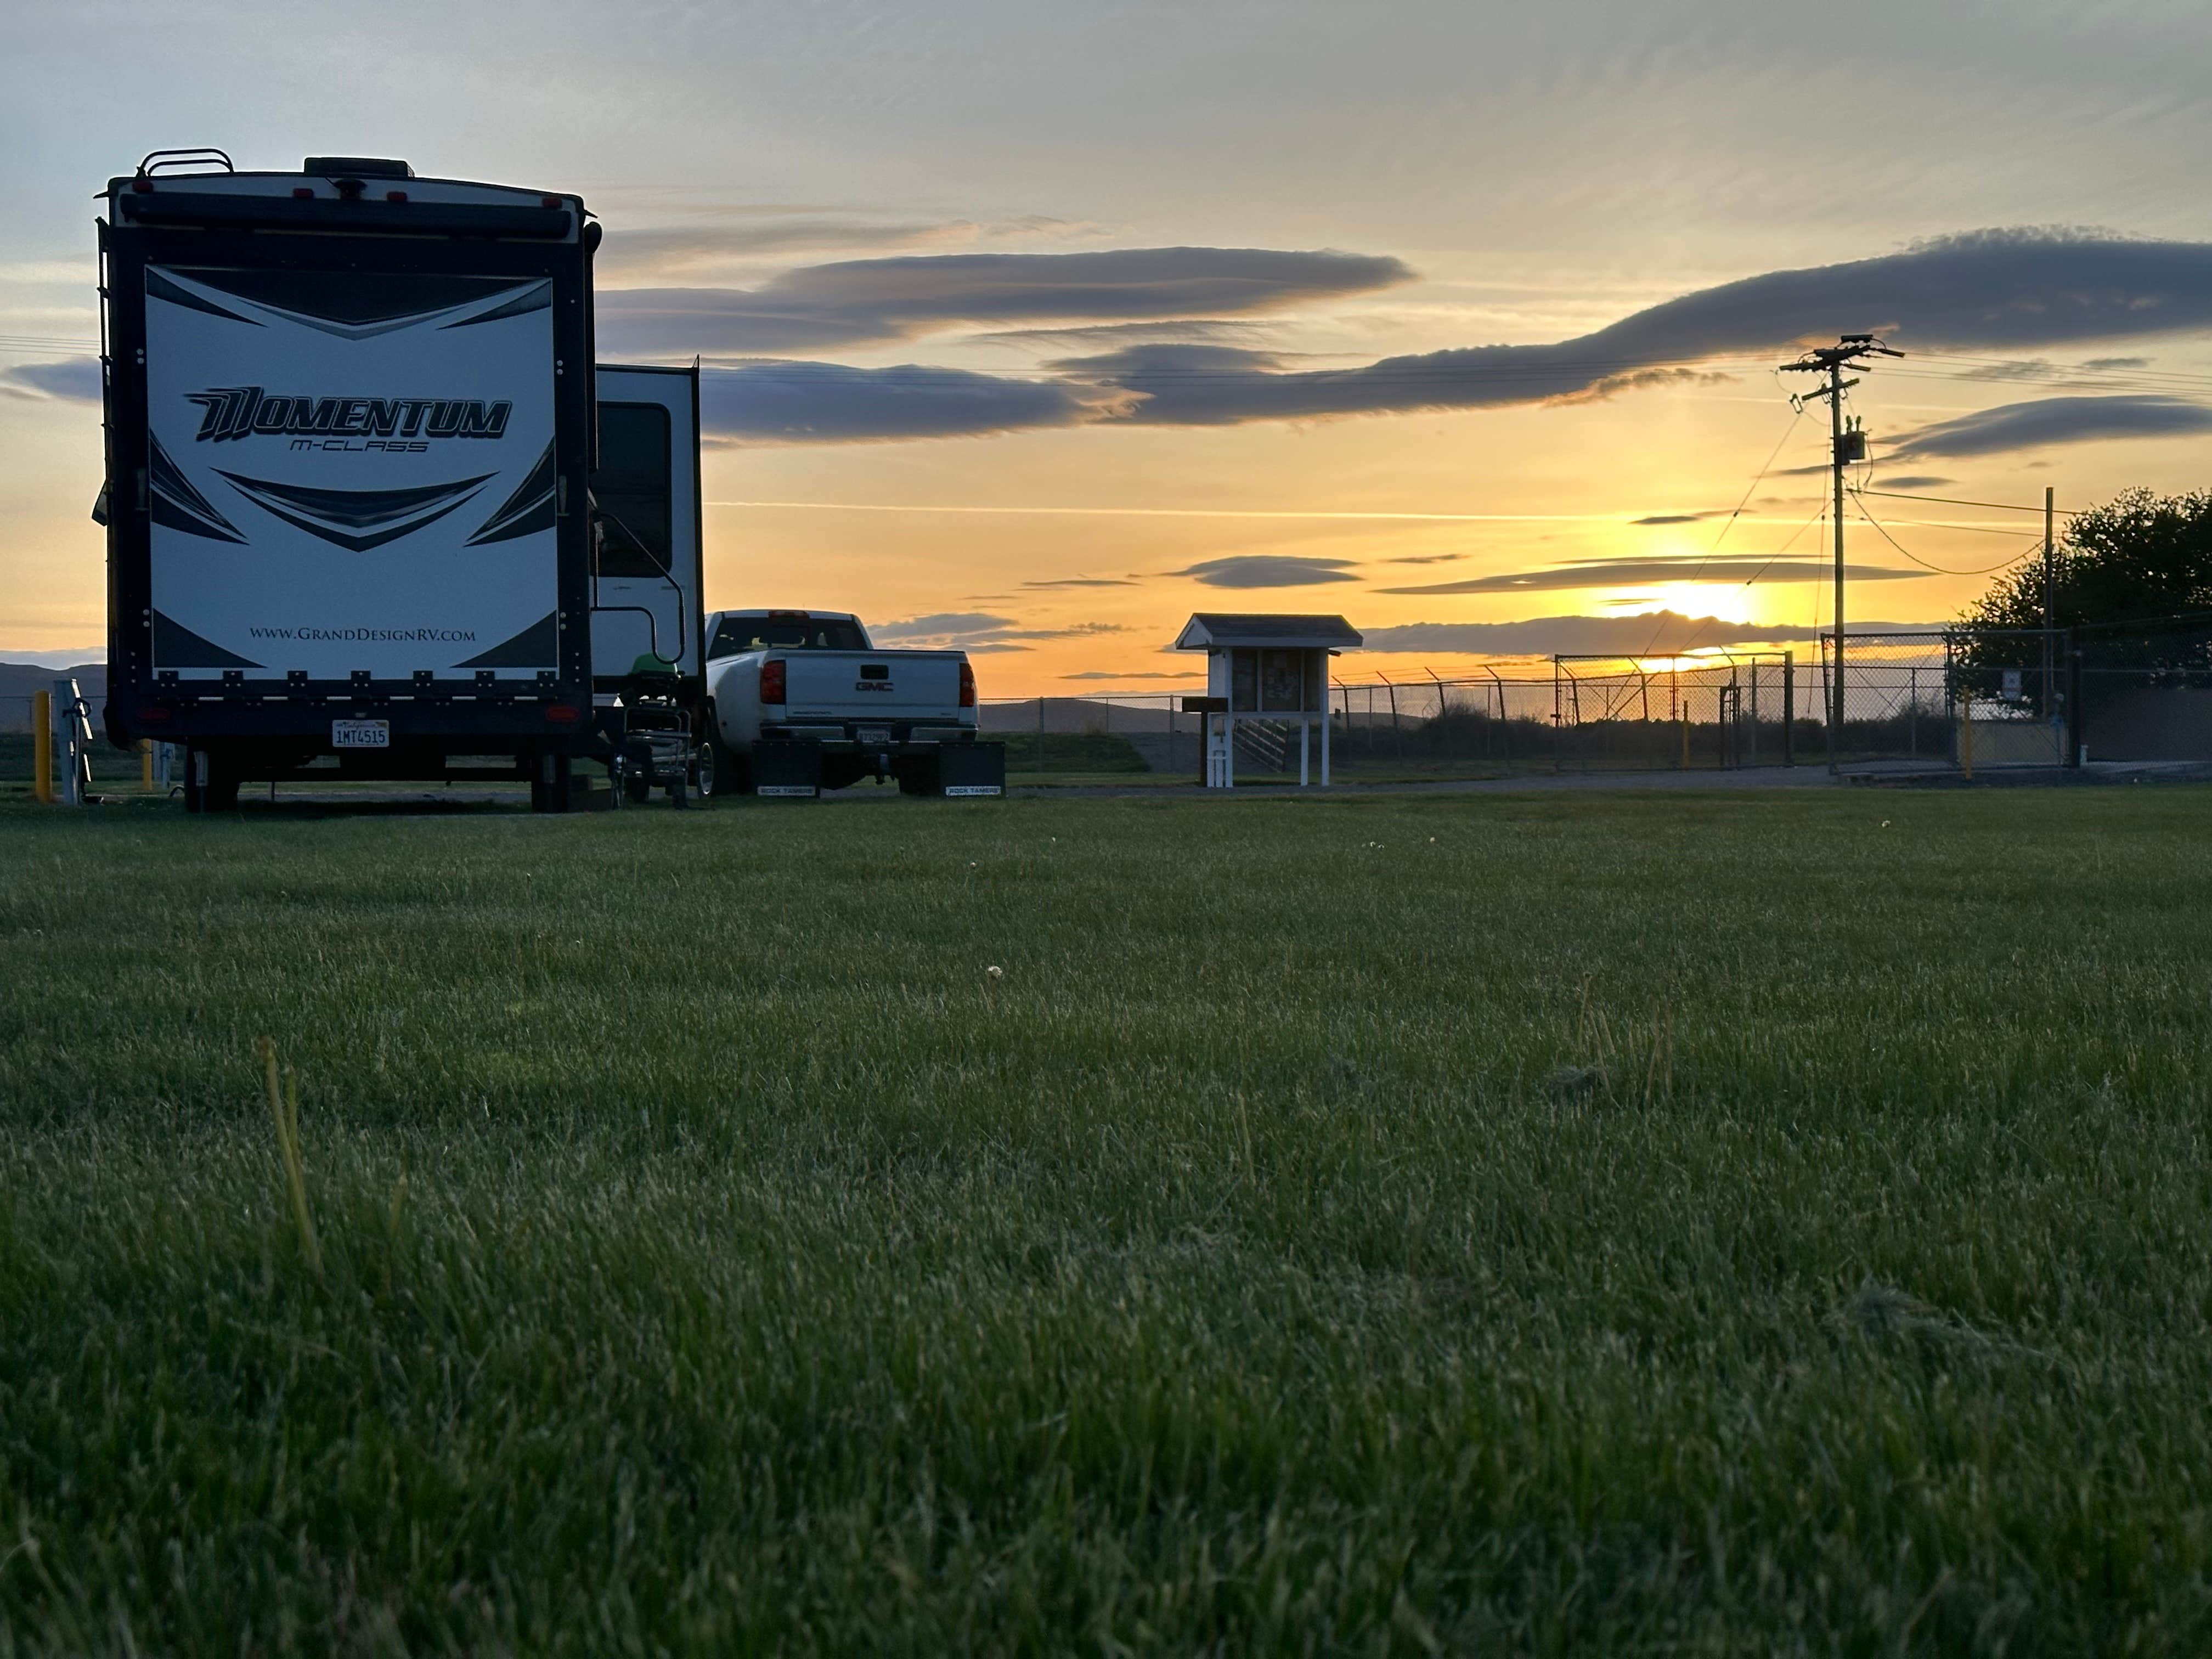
981,657,1822,783
1818,620,2212,772
979,682,1568,783
29,620,2210,793
1547,653,1810,772
1818,630,2069,772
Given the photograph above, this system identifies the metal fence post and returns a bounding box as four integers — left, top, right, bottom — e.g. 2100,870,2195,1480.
1488,668,1508,774
1782,653,1795,766
1551,658,1563,772
2066,632,2084,765
32,690,54,803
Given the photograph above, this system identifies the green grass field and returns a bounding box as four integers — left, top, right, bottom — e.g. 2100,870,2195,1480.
4,786,2211,1654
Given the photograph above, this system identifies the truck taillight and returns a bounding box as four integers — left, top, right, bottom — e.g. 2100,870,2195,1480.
760,659,786,704
958,661,977,708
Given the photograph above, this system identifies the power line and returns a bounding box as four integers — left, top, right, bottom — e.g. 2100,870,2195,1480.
1851,486,2083,517
1631,403,1803,661
1729,503,1831,589
1850,499,2042,577
1844,504,2059,536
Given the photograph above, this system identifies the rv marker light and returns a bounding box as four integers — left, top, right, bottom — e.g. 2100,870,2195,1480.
385,190,408,202
292,187,313,199
544,704,581,724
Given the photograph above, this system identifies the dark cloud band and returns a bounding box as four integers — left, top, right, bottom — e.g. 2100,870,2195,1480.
1070,232,2212,426
700,361,1092,442
601,246,1412,356
1885,394,2212,460
1166,555,1360,588
1,358,101,402
1362,612,1944,657
1378,556,1926,595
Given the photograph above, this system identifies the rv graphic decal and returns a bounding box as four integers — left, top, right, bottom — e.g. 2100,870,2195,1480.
213,470,495,552
187,387,513,443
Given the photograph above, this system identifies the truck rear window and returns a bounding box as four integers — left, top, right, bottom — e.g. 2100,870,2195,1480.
709,617,868,657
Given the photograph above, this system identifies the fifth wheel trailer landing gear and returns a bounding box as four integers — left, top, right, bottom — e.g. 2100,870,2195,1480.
529,753,576,814
182,747,239,814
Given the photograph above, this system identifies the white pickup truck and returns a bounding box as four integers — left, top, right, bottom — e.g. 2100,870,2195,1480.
699,609,1005,797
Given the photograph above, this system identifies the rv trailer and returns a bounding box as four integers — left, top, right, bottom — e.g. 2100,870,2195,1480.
99,150,600,811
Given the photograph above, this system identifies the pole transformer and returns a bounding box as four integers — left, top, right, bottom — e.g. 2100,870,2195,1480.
1779,334,1903,748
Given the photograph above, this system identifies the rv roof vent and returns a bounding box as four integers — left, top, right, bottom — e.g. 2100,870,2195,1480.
303,156,414,179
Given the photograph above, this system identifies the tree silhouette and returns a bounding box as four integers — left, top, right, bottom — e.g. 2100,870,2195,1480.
1957,488,2212,687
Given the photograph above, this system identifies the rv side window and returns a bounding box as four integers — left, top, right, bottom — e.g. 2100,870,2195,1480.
593,403,672,577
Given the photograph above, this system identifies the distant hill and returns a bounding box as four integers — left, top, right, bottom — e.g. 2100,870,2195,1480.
0,663,106,731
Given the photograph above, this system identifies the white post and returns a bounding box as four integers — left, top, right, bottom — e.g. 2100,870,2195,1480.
1322,681,1334,785
53,676,86,807
1205,712,1234,788
1299,717,1310,786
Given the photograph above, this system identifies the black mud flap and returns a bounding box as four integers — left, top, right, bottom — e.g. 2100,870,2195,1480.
751,740,823,799
937,741,1006,798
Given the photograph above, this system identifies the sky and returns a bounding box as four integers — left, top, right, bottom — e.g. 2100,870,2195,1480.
8,0,2212,691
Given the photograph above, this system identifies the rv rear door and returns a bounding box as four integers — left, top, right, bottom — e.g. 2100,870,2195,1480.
591,364,702,684
140,268,563,684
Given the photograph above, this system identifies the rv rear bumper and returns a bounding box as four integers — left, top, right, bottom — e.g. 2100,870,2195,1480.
108,691,592,752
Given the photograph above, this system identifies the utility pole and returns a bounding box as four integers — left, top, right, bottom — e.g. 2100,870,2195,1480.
2042,485,2057,718
1780,334,1904,743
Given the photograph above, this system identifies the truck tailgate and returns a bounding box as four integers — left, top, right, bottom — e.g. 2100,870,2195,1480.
782,651,966,720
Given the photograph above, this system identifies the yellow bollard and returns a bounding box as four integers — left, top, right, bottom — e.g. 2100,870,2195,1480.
32,690,54,803
142,738,154,791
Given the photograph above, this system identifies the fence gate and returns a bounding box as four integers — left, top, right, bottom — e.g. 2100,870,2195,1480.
1549,652,1792,772
1716,682,1744,769
1820,629,2069,774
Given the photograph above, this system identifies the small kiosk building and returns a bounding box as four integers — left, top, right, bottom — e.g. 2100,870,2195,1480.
1175,612,1362,787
